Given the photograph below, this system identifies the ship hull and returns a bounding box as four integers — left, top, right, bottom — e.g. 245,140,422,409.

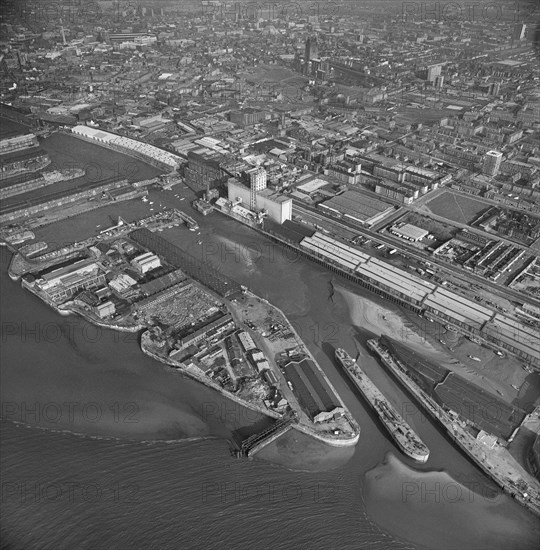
336,349,429,463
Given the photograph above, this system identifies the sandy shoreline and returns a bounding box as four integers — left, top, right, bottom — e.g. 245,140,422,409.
336,284,530,405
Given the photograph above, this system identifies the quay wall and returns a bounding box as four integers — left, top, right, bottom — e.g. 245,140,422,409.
0,175,46,199
214,209,538,366
368,340,540,518
0,178,128,223
140,334,283,421
215,208,424,314
0,169,87,200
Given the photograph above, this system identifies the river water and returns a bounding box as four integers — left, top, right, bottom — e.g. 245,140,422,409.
1,139,539,549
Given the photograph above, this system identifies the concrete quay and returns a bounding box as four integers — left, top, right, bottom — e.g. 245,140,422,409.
140,332,283,421
367,339,540,518
228,290,361,447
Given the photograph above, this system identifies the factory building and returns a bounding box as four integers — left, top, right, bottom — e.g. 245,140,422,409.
318,190,395,227
390,223,430,242
131,252,161,274
35,259,106,302
227,179,292,224
175,313,234,349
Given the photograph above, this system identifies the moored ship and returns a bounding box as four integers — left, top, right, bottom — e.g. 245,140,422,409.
335,348,430,463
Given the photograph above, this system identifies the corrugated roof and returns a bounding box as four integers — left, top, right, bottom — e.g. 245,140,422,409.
302,238,358,270
310,232,369,263
423,293,489,329
483,315,540,359
356,262,429,301
320,190,394,222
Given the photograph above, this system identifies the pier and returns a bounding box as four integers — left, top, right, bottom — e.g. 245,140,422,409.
237,417,295,458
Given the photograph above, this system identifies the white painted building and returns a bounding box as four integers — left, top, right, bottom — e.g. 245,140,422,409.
131,252,161,274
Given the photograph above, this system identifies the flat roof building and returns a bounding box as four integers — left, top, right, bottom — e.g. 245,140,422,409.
483,151,503,177
282,357,343,422
390,223,430,241
319,191,395,227
131,252,161,274
228,180,292,224
36,259,105,302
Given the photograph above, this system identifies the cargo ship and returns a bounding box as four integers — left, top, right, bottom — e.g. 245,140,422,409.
335,348,430,463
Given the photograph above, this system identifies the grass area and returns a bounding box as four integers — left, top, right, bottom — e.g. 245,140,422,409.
425,191,490,225
394,108,453,125
240,64,308,101
241,64,307,86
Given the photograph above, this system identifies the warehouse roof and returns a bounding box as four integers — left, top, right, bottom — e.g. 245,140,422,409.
391,223,430,241
319,191,394,224
423,294,492,329
315,232,370,259
483,314,540,361
282,358,341,419
435,287,494,318
302,237,359,271
356,261,433,302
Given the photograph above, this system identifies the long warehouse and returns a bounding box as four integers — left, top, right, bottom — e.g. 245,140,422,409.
298,232,539,365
